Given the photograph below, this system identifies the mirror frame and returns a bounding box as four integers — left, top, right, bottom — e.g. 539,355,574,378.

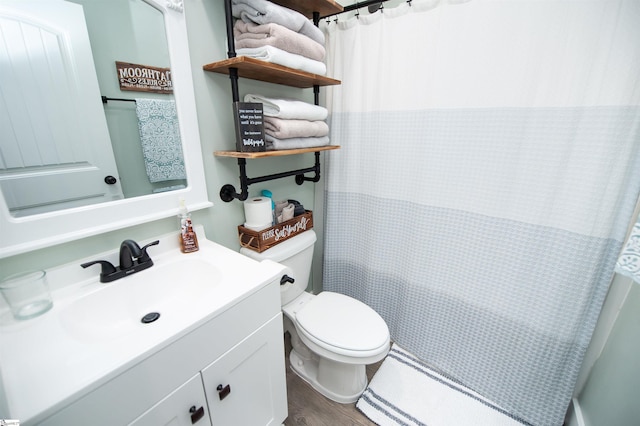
0,0,212,258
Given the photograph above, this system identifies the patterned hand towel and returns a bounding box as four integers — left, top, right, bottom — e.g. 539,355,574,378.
135,98,186,183
615,217,640,283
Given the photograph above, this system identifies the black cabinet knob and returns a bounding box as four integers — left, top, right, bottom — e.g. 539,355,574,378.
104,175,117,185
189,405,205,424
217,384,231,400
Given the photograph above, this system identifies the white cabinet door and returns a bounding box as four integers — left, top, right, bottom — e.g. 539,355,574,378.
202,314,287,426
128,373,212,426
0,0,124,217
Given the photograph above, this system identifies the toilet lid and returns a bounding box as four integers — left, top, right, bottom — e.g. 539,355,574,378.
295,292,389,352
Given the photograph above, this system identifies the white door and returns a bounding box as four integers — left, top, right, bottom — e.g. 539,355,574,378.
0,0,124,217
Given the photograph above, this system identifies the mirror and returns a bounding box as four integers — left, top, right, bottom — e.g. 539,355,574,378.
0,0,212,258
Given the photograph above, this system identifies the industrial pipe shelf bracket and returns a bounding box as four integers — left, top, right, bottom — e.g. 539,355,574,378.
219,152,322,202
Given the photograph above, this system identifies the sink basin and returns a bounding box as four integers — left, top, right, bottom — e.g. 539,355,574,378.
59,257,223,342
0,226,286,425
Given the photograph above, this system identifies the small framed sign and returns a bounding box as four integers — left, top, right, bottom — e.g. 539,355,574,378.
115,61,173,94
233,102,266,152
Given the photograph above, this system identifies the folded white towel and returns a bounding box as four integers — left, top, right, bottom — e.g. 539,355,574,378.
263,116,329,139
236,46,326,76
265,134,330,151
234,21,326,62
244,94,328,121
232,0,325,45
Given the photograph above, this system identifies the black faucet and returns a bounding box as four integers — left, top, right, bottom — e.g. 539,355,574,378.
81,239,159,283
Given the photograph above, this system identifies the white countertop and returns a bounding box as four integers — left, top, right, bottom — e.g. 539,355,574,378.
0,226,284,423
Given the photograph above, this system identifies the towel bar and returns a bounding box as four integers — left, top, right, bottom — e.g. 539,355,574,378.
219,152,321,202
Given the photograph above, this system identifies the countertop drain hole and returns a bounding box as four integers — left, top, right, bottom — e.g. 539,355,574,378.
141,312,160,323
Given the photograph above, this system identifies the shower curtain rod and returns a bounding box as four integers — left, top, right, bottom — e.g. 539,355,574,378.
319,0,390,19
101,96,136,104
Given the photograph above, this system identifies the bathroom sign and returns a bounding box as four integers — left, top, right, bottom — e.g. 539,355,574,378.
115,61,173,94
233,101,265,152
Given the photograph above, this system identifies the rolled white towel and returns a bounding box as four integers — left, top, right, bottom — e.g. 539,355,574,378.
236,46,326,76
263,116,329,139
278,203,295,223
244,94,328,121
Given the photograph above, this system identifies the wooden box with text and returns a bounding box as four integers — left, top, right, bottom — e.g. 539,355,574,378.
238,210,313,253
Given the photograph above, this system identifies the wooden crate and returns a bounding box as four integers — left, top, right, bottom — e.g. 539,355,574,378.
238,210,313,252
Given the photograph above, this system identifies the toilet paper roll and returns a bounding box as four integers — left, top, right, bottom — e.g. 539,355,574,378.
243,197,273,228
243,221,272,231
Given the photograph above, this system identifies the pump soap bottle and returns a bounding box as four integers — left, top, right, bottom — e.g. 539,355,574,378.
178,199,199,253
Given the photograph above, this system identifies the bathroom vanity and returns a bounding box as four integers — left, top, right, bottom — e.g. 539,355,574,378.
0,228,288,426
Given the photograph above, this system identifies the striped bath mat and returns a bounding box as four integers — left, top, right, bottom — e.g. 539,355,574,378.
356,344,529,426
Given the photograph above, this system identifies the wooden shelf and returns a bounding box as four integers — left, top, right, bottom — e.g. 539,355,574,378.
215,145,340,159
269,0,343,19
203,57,340,88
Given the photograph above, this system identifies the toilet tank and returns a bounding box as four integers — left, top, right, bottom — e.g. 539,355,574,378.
240,229,317,306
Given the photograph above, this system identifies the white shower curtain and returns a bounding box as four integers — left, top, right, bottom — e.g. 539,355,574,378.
321,1,640,425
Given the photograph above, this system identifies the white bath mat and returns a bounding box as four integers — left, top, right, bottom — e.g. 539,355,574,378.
356,344,529,426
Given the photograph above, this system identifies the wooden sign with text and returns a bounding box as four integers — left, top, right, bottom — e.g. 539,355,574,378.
233,102,266,152
115,61,173,94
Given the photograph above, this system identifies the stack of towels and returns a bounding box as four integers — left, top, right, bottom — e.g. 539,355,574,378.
245,93,330,150
232,0,326,75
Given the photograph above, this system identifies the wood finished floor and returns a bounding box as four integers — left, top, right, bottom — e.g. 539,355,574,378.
283,332,382,426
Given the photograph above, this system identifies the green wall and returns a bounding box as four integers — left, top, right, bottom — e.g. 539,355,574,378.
576,282,640,425
0,0,320,289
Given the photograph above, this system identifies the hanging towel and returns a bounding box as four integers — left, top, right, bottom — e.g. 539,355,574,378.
234,21,326,62
236,46,327,76
263,116,329,139
231,0,325,45
244,94,328,121
615,217,640,283
135,98,186,183
265,134,330,150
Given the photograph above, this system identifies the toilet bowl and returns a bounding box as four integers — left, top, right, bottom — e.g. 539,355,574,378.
240,229,390,403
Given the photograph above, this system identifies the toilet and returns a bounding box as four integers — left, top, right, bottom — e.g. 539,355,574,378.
240,229,390,403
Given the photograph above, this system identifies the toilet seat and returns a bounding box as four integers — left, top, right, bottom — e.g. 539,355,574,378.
294,292,389,359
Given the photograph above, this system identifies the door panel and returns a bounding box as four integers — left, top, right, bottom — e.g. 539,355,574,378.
0,0,124,216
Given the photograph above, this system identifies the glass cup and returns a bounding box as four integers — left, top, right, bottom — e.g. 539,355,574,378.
0,270,53,320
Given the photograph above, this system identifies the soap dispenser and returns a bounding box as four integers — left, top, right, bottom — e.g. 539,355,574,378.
178,199,199,253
